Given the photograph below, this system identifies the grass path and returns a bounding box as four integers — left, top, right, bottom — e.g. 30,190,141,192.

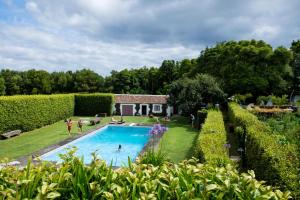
159,116,199,163
0,116,156,160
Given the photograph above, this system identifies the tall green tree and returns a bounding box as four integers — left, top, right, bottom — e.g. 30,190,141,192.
189,40,292,97
0,69,23,95
291,40,300,93
168,74,225,115
51,71,74,93
73,69,104,93
158,60,179,94
0,77,5,95
22,69,52,94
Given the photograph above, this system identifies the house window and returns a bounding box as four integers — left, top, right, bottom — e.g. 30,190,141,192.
153,104,161,112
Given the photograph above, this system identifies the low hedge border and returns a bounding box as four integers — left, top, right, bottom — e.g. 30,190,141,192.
195,109,231,166
228,102,300,197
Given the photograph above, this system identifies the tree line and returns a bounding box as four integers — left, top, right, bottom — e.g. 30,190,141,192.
0,39,299,98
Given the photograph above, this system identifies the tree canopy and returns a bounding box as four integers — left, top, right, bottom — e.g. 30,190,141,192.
0,39,298,98
168,74,225,115
188,40,293,97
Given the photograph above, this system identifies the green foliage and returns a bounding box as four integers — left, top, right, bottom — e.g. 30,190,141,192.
228,103,300,197
73,69,104,93
0,151,291,199
256,95,288,105
0,77,5,95
168,74,225,115
0,94,74,133
260,113,300,146
74,93,114,116
195,110,231,166
138,148,168,166
0,69,105,95
290,40,300,92
189,40,293,97
233,93,252,104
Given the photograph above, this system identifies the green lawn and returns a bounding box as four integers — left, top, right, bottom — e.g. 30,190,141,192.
0,116,198,163
0,116,157,160
159,116,199,163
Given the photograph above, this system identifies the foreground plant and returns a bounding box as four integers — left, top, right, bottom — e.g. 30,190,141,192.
0,150,291,199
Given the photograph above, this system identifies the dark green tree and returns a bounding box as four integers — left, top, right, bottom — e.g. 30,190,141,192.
0,77,5,95
22,69,52,94
51,71,74,93
168,74,225,115
189,40,292,97
73,69,104,93
291,40,300,94
158,60,179,94
0,69,23,95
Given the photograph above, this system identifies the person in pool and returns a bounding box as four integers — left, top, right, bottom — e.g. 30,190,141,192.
117,144,122,152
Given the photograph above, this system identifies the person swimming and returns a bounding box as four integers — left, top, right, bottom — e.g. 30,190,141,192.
117,144,122,152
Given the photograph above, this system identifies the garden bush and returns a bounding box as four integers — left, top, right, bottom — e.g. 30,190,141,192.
256,95,288,106
0,150,291,199
195,110,231,166
74,93,114,116
0,94,74,133
228,103,300,198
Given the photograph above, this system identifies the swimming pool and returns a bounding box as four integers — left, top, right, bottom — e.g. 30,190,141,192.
40,125,151,166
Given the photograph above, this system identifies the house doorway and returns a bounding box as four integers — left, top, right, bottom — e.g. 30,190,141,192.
141,105,147,115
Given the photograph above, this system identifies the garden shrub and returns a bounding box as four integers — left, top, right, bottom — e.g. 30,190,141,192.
228,103,300,198
195,110,231,166
256,95,288,106
0,94,74,133
74,93,114,116
0,151,291,199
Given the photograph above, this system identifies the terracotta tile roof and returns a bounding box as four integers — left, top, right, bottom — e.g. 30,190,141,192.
115,94,168,104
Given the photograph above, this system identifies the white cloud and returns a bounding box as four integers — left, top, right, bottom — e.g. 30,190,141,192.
1,0,300,75
0,24,199,75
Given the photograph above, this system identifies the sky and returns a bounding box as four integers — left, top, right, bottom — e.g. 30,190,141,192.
0,0,300,76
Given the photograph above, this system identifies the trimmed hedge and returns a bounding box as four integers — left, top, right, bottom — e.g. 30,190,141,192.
195,110,231,166
228,103,300,197
0,94,74,133
74,93,114,116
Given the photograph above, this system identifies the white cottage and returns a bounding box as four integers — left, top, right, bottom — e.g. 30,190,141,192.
113,94,173,116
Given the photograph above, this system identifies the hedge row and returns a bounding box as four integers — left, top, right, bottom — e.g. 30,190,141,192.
228,103,300,197
75,93,114,116
0,152,291,199
195,110,231,166
0,94,74,133
0,93,115,134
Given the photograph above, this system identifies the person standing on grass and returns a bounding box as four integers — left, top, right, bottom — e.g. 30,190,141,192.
77,119,83,133
190,114,195,128
66,119,72,135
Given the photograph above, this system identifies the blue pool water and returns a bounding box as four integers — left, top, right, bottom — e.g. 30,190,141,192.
41,125,151,166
